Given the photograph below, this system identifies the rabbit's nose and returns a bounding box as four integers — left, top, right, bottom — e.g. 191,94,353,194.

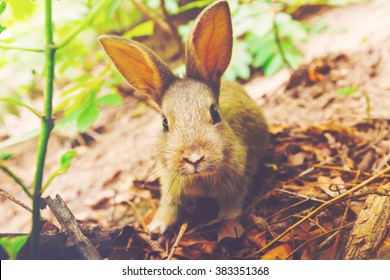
183,153,205,166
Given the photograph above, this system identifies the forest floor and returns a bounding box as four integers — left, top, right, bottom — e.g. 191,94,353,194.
1,0,390,259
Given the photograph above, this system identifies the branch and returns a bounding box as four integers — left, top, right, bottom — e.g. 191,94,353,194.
272,14,294,73
55,1,110,49
45,195,102,260
0,97,42,119
0,44,44,53
0,165,31,198
167,221,188,260
160,0,184,57
129,0,172,35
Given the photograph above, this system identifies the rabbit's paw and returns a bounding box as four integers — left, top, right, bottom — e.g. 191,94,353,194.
147,210,177,234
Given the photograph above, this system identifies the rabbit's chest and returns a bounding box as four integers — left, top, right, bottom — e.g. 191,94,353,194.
181,176,241,198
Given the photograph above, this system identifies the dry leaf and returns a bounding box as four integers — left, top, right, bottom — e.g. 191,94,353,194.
217,220,245,242
261,243,293,260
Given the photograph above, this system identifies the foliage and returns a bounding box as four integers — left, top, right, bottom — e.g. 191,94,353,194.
0,235,29,260
176,0,308,80
41,150,75,193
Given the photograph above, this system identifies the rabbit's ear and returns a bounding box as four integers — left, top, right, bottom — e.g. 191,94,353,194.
98,35,176,106
185,0,232,101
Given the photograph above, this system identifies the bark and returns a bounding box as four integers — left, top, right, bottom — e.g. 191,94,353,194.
342,183,390,259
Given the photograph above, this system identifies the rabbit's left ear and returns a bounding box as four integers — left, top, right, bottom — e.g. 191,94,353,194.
185,0,233,99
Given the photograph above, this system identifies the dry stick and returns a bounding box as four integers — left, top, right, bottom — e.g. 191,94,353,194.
275,188,327,203
125,200,147,230
129,0,172,34
374,153,390,173
251,165,390,257
160,0,185,57
45,194,102,260
266,198,311,220
272,14,294,73
167,221,188,260
312,164,360,173
286,222,354,260
0,189,47,223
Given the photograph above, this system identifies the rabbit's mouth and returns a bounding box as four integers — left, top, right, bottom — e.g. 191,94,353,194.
179,161,218,177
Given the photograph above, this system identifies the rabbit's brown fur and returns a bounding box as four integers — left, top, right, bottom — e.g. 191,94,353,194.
99,0,268,233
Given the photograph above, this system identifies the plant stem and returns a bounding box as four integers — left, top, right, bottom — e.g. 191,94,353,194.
272,15,294,73
0,44,44,52
55,0,109,49
0,165,31,198
30,0,55,259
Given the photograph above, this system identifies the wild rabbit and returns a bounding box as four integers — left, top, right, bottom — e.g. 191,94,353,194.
98,0,268,233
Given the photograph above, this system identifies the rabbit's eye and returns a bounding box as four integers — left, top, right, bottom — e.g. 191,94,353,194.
162,116,169,132
210,104,221,124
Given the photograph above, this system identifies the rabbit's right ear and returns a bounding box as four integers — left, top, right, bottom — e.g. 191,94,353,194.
98,35,176,106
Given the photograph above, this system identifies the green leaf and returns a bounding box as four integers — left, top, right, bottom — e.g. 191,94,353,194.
76,103,100,132
164,0,179,14
0,129,40,150
59,150,75,173
0,235,28,260
336,87,360,96
41,150,75,193
0,1,6,15
0,151,12,161
7,0,35,20
0,24,5,34
123,20,154,39
264,55,284,77
177,0,212,13
0,97,41,118
97,94,123,106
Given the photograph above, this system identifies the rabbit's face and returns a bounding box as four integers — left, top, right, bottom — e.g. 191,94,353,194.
158,79,231,177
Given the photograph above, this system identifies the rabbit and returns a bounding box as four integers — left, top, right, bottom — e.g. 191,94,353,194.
98,0,268,233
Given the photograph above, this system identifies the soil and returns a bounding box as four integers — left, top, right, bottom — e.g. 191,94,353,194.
1,0,390,242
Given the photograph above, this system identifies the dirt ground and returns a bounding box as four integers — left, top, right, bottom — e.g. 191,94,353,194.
1,0,390,239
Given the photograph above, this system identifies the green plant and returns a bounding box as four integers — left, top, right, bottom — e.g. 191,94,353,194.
336,87,371,119
0,235,29,260
0,0,131,258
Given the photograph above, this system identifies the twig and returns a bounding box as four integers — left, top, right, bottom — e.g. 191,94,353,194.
160,0,185,57
312,164,360,173
125,200,147,230
0,165,32,198
374,153,390,173
55,1,109,49
129,0,172,34
167,221,188,260
0,44,44,52
275,188,327,203
45,194,102,260
266,197,311,220
0,189,46,223
272,14,294,73
286,222,354,260
0,97,42,119
284,158,333,185
251,165,390,257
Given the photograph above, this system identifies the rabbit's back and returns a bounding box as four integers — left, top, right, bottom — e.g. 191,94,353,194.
219,80,268,172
